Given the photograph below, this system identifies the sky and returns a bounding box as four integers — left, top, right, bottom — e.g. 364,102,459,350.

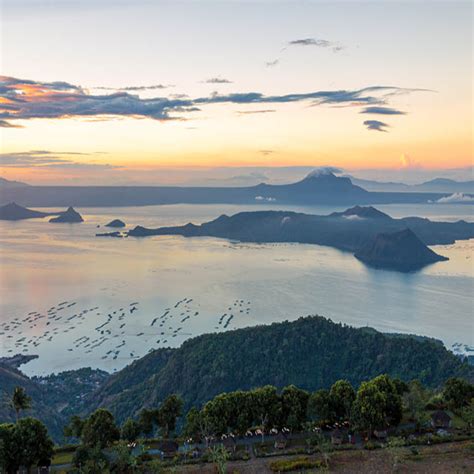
0,0,472,185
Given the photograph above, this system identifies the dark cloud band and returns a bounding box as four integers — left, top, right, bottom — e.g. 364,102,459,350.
0,75,425,132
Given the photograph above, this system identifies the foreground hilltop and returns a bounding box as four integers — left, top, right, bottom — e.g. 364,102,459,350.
85,315,472,424
127,205,473,271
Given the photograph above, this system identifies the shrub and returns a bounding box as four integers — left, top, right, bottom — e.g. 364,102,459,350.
269,456,324,472
364,441,381,450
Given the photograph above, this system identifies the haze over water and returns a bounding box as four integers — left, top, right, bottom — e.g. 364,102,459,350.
0,202,473,376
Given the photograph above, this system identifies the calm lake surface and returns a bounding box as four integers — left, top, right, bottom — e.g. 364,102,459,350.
0,202,473,376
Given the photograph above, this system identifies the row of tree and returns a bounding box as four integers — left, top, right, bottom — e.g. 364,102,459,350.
183,375,474,440
64,394,184,448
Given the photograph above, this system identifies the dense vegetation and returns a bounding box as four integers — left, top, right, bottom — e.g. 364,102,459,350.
0,363,108,440
1,316,472,441
1,375,473,472
87,316,472,423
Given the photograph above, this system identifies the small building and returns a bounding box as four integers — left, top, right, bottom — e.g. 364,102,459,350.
274,432,288,450
158,440,179,459
431,410,452,429
331,428,344,445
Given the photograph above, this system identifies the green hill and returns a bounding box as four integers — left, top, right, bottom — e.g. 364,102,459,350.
86,316,472,423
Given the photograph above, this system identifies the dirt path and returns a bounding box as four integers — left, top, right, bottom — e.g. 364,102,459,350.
178,441,474,473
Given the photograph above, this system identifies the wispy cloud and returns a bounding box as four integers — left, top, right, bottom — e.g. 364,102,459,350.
0,150,119,170
259,150,275,156
265,59,279,68
265,36,344,68
363,120,389,132
0,75,427,131
95,84,172,91
360,106,406,115
237,109,276,115
202,77,233,84
0,119,22,128
288,37,345,53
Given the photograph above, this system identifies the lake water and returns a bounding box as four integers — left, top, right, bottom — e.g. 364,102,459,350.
0,202,473,376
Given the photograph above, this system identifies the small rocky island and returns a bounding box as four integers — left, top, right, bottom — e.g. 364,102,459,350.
105,219,126,228
49,207,84,223
355,228,449,271
96,231,125,238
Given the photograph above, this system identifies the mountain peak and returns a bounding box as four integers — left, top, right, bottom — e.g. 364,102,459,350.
355,228,448,271
49,207,84,223
303,169,339,180
341,206,391,220
0,202,49,221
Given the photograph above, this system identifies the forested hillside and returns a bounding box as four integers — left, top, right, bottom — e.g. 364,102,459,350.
87,316,472,423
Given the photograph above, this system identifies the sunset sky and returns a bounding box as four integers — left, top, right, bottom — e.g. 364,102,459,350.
0,0,472,185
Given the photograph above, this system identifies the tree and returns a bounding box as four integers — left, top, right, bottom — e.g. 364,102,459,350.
0,423,15,473
403,380,430,428
459,400,474,428
209,444,228,474
11,386,31,421
443,378,474,410
183,407,215,446
64,415,85,441
252,385,281,434
351,375,403,436
202,395,233,436
330,380,355,421
121,418,141,442
111,440,138,473
281,385,309,431
73,444,109,472
371,374,403,426
351,381,387,436
81,409,120,449
138,408,156,437
10,418,54,470
308,389,334,425
157,394,183,437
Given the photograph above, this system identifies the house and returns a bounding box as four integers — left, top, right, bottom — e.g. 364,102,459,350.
158,440,179,459
431,410,452,429
331,428,344,445
274,432,288,450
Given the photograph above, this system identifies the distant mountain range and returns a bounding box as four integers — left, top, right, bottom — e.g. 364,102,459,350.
0,177,29,189
126,205,473,271
348,176,474,194
1,171,471,207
